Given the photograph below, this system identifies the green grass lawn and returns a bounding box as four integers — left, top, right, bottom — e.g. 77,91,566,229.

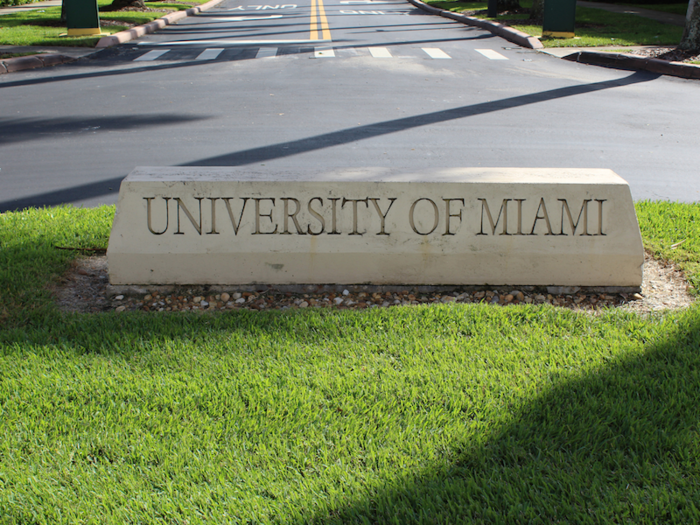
0,203,699,523
629,2,689,16
514,5,684,47
424,0,684,48
0,0,209,47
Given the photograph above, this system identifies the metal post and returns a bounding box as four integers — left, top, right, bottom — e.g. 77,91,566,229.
487,0,498,18
65,0,102,36
542,0,576,38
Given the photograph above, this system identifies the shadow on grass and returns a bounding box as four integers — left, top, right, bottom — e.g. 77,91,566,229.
1,290,699,522
304,307,700,523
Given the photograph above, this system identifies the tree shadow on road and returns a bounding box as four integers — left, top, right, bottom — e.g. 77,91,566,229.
183,70,660,167
0,70,660,212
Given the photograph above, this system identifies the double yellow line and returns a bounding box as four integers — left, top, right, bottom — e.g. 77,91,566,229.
309,0,331,41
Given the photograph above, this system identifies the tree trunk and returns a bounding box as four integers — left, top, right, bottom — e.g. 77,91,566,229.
680,0,700,52
60,0,66,22
105,0,146,10
530,0,544,20
497,0,520,13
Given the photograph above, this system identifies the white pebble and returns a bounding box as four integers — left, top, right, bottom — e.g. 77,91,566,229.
235,298,246,304
115,306,126,312
233,292,242,300
201,300,209,307
299,301,309,308
343,289,350,296
334,297,344,305
114,295,124,301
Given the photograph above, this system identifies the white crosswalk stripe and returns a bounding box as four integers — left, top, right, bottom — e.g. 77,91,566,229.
422,48,451,59
475,49,508,60
196,48,224,60
369,47,392,58
128,46,508,63
134,49,170,62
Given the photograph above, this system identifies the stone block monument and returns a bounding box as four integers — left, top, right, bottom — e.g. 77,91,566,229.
107,167,644,288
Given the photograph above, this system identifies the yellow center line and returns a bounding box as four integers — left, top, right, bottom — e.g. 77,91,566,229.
309,0,318,40
317,0,331,41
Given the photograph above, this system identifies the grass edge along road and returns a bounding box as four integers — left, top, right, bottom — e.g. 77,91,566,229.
426,0,685,49
0,0,210,47
0,0,687,49
1,202,699,523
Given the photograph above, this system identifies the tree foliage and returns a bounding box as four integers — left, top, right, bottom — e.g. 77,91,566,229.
497,0,520,12
530,0,544,20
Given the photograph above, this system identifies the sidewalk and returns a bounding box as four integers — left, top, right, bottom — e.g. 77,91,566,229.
0,0,223,72
0,0,99,70
0,0,61,15
0,44,97,58
541,44,675,59
409,0,699,80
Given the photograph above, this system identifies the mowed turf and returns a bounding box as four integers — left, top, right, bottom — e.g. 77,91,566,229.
0,204,699,524
0,0,210,47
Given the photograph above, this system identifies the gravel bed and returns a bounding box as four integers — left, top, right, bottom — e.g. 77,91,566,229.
53,252,694,315
112,288,634,313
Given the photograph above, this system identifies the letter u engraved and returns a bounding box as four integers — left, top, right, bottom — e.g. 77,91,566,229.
145,197,170,235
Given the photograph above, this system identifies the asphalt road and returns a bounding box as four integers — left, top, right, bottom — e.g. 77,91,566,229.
1,0,699,212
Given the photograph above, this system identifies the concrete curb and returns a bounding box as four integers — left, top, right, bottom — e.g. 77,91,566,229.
406,0,543,49
562,50,700,80
406,0,699,80
95,0,225,48
0,0,225,74
0,53,76,74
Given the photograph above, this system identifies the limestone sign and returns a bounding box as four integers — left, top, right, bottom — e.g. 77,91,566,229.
107,167,644,287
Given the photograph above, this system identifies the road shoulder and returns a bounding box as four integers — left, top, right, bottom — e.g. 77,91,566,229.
406,0,700,80
0,0,224,74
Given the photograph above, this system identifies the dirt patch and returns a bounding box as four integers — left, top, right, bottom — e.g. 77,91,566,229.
52,256,110,313
52,252,694,314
